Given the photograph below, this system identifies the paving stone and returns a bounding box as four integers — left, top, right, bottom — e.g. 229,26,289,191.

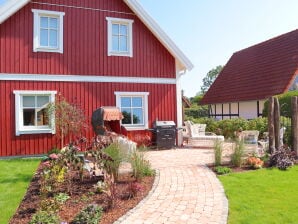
115,148,228,224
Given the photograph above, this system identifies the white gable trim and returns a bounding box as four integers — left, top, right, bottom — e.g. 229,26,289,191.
124,0,194,72
0,0,29,24
0,0,193,72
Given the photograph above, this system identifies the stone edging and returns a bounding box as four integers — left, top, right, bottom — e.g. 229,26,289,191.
113,169,160,224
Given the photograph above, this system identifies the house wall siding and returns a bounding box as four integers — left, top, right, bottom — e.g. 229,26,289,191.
209,100,265,120
0,0,176,78
0,80,177,156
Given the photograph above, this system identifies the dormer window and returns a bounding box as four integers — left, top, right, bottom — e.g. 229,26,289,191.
32,9,65,53
106,17,134,57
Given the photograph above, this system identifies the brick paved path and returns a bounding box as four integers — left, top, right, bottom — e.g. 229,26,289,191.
115,148,228,224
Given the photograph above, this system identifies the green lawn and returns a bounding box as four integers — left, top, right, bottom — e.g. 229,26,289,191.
219,166,298,224
0,158,40,224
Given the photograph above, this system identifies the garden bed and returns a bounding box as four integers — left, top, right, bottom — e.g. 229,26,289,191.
9,163,154,224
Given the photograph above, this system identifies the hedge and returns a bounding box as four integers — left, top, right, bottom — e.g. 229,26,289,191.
262,90,298,117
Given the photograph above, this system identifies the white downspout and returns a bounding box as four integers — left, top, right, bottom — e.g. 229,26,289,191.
176,67,186,127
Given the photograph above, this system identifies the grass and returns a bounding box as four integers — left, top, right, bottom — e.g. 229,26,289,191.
219,166,298,224
0,158,40,224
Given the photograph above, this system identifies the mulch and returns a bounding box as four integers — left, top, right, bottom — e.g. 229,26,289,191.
9,163,154,224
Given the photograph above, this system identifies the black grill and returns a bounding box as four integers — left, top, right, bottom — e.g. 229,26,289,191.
153,121,176,149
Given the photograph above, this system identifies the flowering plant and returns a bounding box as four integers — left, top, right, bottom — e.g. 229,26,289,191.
247,156,264,169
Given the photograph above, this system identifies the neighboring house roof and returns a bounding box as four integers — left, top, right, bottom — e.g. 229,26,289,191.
201,29,298,105
0,0,193,72
182,96,191,108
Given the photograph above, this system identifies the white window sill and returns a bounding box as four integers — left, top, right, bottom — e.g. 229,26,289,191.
33,47,63,53
122,125,148,131
108,51,132,57
16,128,55,136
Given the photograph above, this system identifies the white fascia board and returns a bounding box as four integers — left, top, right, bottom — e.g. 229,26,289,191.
124,0,194,72
0,0,30,24
0,73,176,84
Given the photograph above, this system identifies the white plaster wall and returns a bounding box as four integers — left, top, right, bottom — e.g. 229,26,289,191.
259,99,266,115
239,101,258,119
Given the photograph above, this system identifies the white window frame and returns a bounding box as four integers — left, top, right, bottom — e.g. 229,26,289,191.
13,90,57,136
32,9,65,53
115,92,149,130
106,17,134,57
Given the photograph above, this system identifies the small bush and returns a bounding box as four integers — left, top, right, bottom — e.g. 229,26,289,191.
231,140,244,167
40,198,60,213
54,192,70,204
247,156,264,169
103,143,123,181
214,140,223,166
215,166,231,175
129,150,155,181
269,147,296,170
72,204,103,224
29,211,60,224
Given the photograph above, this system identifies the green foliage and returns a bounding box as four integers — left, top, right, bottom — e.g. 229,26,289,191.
103,143,123,181
200,65,223,94
215,166,231,175
0,159,40,224
262,90,298,117
190,117,268,139
184,105,209,119
189,94,203,105
219,166,298,224
93,181,107,193
72,204,103,224
29,211,60,224
129,150,155,181
214,140,223,166
231,140,244,167
54,192,70,204
40,198,61,212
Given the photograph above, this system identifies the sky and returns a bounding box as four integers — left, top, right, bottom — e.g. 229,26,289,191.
1,0,298,97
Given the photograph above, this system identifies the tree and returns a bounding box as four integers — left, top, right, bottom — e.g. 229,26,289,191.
200,65,223,94
47,95,88,148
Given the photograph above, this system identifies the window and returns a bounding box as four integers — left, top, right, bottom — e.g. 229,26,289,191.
14,90,57,136
32,9,65,53
106,17,134,57
115,92,149,130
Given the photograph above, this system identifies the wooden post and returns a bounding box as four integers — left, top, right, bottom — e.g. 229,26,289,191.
268,97,275,153
274,97,280,149
292,96,298,154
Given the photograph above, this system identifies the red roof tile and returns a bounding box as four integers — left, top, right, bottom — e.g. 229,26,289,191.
201,29,298,105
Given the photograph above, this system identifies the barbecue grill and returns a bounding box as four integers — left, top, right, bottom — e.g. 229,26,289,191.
153,120,176,149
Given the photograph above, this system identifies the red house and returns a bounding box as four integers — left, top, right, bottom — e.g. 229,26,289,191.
0,0,193,156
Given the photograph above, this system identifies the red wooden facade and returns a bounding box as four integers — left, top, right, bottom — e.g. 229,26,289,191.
0,0,181,156
0,0,176,77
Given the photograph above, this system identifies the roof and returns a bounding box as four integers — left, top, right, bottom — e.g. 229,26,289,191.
0,0,193,72
201,29,298,105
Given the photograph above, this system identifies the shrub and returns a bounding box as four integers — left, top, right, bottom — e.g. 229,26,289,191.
29,211,60,224
262,91,298,117
129,150,155,181
54,192,70,204
214,139,223,166
215,166,231,175
269,147,296,170
231,140,245,167
189,117,268,140
247,156,264,169
103,143,123,181
72,204,103,224
40,198,60,212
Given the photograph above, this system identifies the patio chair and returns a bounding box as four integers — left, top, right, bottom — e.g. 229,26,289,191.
183,121,224,147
